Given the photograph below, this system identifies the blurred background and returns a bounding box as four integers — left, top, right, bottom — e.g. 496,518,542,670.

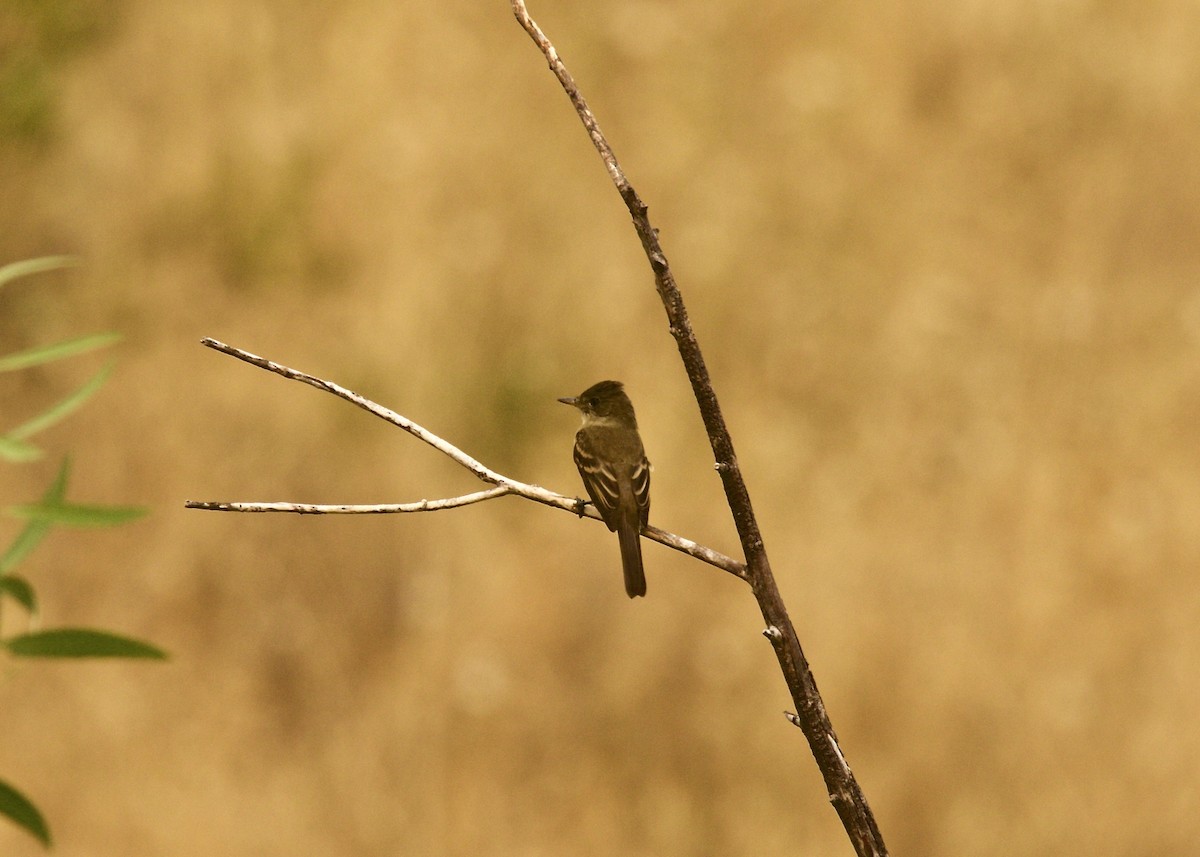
3,0,1199,854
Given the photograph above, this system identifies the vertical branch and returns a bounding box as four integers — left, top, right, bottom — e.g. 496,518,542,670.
512,3,888,855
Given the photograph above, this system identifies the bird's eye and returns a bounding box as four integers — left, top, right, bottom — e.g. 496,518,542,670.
586,398,597,408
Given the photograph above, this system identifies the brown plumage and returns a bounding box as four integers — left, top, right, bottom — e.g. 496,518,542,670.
558,380,651,598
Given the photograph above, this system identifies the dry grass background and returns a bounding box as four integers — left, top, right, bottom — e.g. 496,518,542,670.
2,0,1199,854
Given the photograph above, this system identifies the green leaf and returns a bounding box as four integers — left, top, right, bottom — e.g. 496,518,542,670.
5,628,167,659
0,255,78,290
43,456,71,501
0,576,37,613
7,360,115,440
0,434,42,463
0,777,51,847
7,502,146,527
0,332,121,373
0,459,69,572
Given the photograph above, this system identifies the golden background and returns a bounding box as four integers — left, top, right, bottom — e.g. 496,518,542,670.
3,0,1198,854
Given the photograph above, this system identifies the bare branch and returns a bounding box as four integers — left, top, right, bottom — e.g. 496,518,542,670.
186,486,513,514
186,339,747,581
198,337,501,485
511,2,888,855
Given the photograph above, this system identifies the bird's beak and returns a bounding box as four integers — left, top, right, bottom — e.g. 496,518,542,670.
557,396,579,407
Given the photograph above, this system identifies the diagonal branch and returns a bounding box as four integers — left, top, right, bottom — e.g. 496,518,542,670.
512,3,888,855
185,338,746,581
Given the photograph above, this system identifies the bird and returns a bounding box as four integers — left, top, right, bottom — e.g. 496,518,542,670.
558,380,651,598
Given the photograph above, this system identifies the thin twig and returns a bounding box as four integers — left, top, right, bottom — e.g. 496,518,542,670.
187,486,513,514
511,3,888,855
185,339,747,581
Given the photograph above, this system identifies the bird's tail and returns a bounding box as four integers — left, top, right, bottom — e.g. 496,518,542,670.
618,518,646,598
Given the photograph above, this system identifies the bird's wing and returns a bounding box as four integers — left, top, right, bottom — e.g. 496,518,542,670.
573,431,622,531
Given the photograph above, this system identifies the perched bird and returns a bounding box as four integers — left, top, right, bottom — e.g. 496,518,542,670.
558,380,651,598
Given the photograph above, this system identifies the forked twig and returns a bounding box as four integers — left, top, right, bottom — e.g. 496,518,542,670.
185,338,746,581
511,2,888,854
